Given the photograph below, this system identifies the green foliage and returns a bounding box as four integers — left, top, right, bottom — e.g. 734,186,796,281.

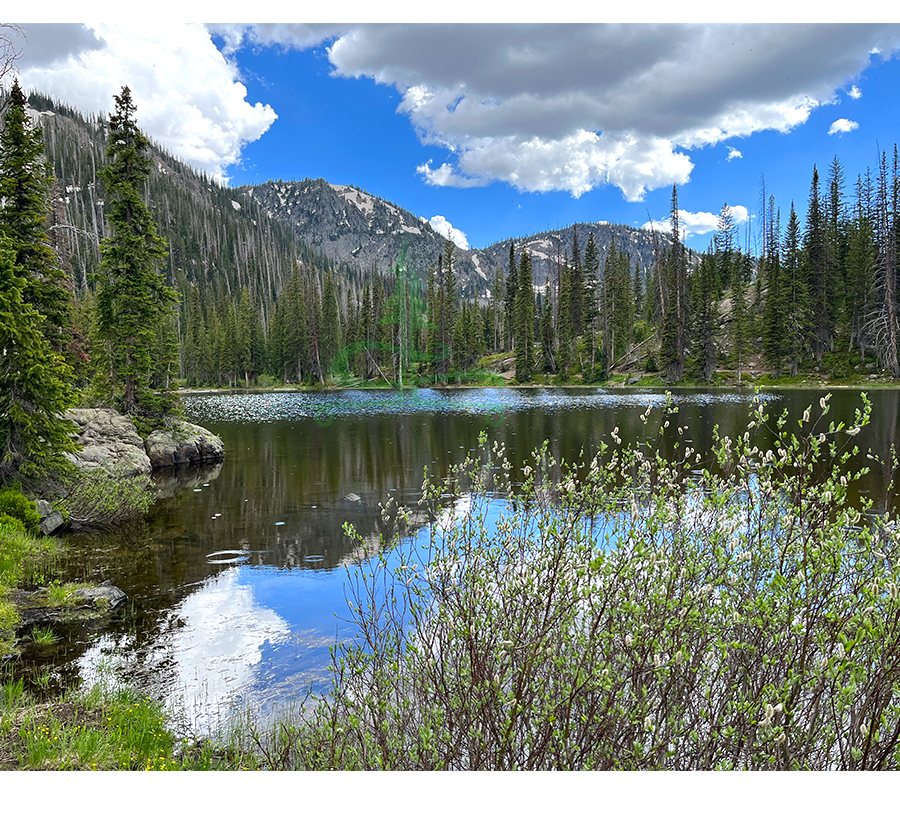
0,487,40,535
56,468,154,531
514,252,534,382
0,80,73,352
0,241,78,489
93,87,179,416
0,683,249,770
269,393,900,770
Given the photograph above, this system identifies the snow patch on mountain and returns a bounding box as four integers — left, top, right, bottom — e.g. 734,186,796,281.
330,183,377,217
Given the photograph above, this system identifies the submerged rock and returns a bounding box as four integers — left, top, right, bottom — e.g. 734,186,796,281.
70,580,127,608
145,420,225,469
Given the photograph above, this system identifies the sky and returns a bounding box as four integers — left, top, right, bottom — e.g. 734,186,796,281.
7,13,900,254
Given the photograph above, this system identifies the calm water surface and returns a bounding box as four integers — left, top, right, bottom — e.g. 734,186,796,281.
28,386,900,732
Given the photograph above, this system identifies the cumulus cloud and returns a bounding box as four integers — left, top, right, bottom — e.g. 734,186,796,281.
726,146,743,161
10,23,277,181
422,214,470,249
849,84,863,99
828,118,859,134
642,205,750,239
281,23,899,201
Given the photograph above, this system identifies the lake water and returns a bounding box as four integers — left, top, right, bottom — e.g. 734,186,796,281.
26,386,900,733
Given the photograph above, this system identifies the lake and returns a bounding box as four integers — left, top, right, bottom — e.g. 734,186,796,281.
23,386,900,733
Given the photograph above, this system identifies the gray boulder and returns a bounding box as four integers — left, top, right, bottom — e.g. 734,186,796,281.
64,408,152,477
71,580,127,608
145,420,225,469
39,511,65,536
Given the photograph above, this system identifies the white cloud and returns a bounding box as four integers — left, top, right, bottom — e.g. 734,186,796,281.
11,23,277,182
296,23,899,200
828,118,859,134
421,214,470,250
642,205,750,239
849,84,863,99
726,146,743,161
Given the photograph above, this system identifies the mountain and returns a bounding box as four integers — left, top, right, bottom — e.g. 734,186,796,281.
240,178,497,293
27,91,351,324
240,178,679,297
28,90,684,318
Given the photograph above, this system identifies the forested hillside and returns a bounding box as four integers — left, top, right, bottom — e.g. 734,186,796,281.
17,89,900,394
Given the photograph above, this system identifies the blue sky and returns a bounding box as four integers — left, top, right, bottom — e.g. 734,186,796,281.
10,19,900,253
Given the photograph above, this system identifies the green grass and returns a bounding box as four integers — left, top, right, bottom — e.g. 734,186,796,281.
0,683,256,771
29,625,57,647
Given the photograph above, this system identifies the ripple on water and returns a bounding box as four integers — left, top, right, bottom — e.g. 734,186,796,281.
182,388,780,424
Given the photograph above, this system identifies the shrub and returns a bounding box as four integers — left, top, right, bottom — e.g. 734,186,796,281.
0,487,41,535
56,468,154,530
279,392,900,770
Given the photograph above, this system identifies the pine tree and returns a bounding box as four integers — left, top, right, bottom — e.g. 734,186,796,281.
0,240,77,487
514,252,534,382
690,248,717,383
504,242,518,351
848,174,877,360
762,203,785,372
783,204,808,377
0,79,72,352
557,255,573,377
659,185,689,382
320,272,341,378
583,232,601,377
803,166,832,362
93,87,178,415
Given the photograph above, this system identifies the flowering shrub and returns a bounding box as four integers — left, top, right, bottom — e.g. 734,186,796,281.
281,393,900,770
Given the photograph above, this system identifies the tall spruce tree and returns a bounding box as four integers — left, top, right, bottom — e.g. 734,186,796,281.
0,240,77,487
514,251,534,382
93,87,178,415
0,80,72,351
659,185,689,382
690,248,717,383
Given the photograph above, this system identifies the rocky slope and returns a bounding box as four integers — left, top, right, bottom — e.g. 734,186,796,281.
241,178,682,297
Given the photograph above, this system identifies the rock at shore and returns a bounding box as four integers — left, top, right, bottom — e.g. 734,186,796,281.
63,408,224,476
145,421,225,469
64,408,152,477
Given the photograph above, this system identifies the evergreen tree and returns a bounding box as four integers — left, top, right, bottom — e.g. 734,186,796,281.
783,204,808,377
690,248,717,383
491,266,504,352
583,232,601,377
0,240,77,487
803,166,832,361
514,252,534,382
321,272,341,377
848,174,877,360
0,79,72,352
659,185,689,382
504,242,518,351
557,255,573,377
762,203,785,372
93,87,178,415
731,254,750,383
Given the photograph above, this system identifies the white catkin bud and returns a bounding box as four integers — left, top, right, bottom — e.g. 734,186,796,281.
625,634,634,647
802,409,811,422
644,716,653,731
